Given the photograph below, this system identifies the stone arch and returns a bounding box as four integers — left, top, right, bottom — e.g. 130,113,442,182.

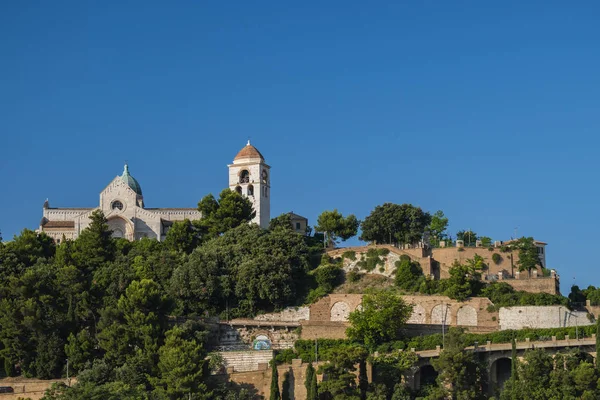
414,364,438,390
456,305,478,326
431,304,452,325
330,301,351,321
252,331,273,350
107,216,134,240
490,357,512,390
407,304,426,324
239,169,250,183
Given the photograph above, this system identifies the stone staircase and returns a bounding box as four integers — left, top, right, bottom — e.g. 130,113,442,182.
218,350,274,373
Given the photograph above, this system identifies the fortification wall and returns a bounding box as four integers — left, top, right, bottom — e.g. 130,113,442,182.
505,276,560,295
430,247,519,279
254,307,309,322
329,245,558,295
499,306,593,330
302,294,499,339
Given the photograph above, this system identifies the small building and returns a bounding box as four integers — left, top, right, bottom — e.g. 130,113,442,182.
288,212,308,235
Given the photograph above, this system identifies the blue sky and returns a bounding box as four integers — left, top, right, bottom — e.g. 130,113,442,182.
1,2,599,293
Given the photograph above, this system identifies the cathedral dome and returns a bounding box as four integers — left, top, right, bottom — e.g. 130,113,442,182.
234,140,264,163
121,164,143,195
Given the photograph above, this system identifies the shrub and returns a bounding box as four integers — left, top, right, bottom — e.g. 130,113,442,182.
342,251,357,261
347,270,361,283
492,253,502,264
457,247,465,252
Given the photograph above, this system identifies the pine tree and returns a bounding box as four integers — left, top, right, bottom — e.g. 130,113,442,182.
270,357,280,400
305,363,315,399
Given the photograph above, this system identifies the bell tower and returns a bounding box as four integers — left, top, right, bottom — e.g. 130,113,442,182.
228,140,270,228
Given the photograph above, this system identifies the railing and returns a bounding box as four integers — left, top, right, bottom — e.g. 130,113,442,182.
213,344,252,352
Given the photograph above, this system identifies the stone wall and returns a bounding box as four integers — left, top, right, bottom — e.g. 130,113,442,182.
218,323,299,350
301,294,499,340
505,275,560,295
225,359,371,400
329,245,432,279
254,307,310,322
430,247,520,279
0,378,76,400
218,350,274,373
499,306,594,330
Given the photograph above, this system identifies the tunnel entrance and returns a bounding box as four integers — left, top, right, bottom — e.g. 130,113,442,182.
491,357,512,390
415,364,438,389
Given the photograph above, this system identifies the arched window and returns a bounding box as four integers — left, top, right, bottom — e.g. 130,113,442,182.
263,187,268,197
239,170,250,183
235,186,242,195
261,170,268,184
111,200,123,211
247,184,254,196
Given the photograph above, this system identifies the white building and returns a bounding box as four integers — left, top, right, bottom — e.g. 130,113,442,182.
39,141,271,242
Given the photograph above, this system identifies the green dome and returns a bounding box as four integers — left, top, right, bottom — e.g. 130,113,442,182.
121,164,143,195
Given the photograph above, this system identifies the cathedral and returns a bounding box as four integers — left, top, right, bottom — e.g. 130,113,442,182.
38,141,271,242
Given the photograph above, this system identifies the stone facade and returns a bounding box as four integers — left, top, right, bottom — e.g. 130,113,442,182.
300,294,500,340
38,142,273,241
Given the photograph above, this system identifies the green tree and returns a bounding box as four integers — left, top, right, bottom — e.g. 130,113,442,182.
197,189,255,237
151,325,209,399
269,214,294,232
444,261,483,301
72,210,115,274
394,255,423,291
360,203,431,246
317,345,367,400
270,356,280,400
163,219,203,254
510,237,542,273
98,279,169,366
597,316,600,374
347,291,412,349
431,329,487,400
314,209,359,247
305,363,317,400
456,230,478,246
428,210,449,247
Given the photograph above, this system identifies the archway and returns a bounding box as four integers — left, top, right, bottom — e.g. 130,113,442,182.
490,357,512,390
431,304,452,325
456,305,477,326
330,301,350,321
107,216,134,240
414,364,438,390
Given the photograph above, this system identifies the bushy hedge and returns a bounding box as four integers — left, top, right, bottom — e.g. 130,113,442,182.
277,325,599,363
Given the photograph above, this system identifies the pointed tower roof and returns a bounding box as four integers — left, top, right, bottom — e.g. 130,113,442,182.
121,164,143,195
233,140,265,163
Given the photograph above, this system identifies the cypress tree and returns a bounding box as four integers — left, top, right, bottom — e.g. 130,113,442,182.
281,370,291,400
270,357,280,400
511,337,518,380
310,367,318,400
596,315,600,372
305,363,315,399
